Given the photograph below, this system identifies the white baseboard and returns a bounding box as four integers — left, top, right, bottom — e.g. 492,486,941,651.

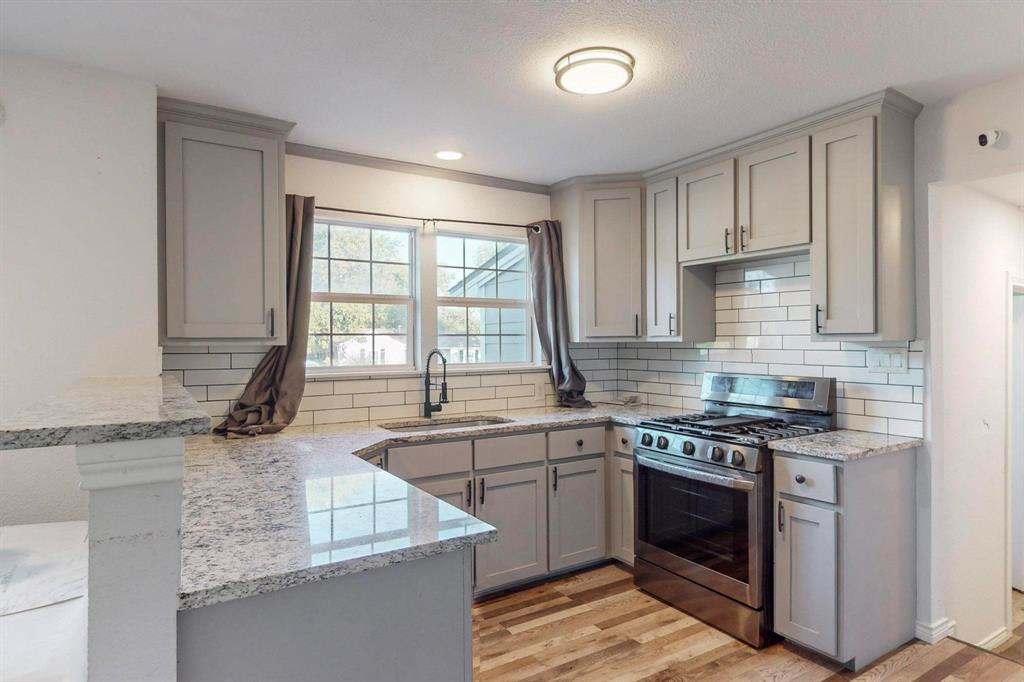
978,626,1011,650
915,617,956,644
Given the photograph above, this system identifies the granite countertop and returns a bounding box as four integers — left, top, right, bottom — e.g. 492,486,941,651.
179,402,676,610
768,429,923,461
0,375,210,450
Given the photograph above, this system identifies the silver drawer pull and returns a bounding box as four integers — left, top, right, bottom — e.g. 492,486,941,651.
795,474,806,484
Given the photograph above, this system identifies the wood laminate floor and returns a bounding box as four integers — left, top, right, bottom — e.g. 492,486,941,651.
473,564,1024,681
991,589,1024,664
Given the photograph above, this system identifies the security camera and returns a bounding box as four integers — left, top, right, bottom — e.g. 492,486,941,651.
978,129,1000,148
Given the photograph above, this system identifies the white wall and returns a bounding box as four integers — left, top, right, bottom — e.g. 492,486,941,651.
931,184,1023,645
1013,292,1024,591
0,54,159,524
913,72,1024,639
285,155,550,226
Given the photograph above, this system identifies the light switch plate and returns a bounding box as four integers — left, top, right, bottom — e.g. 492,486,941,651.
867,348,909,374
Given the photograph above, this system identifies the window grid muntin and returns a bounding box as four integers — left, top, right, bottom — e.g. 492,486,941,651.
309,219,415,370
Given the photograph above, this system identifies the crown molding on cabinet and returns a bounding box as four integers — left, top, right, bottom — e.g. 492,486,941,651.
547,173,645,193
547,88,923,189
286,142,551,196
157,97,296,137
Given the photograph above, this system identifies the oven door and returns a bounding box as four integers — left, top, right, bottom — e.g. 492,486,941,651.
635,450,764,608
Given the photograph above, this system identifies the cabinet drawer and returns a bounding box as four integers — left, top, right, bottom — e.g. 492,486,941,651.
387,440,472,480
774,455,837,504
613,426,635,456
549,426,606,461
474,432,546,470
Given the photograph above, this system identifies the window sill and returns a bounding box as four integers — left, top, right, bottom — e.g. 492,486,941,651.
305,364,550,382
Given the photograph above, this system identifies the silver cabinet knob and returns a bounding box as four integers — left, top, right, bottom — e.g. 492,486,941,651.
795,474,806,484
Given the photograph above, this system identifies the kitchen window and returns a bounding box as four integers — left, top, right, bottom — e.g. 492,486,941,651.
307,220,414,370
436,234,532,364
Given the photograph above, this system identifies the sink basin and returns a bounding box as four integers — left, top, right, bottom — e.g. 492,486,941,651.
381,416,512,432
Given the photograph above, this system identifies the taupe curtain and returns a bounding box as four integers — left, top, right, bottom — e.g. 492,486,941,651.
528,220,592,408
215,195,315,437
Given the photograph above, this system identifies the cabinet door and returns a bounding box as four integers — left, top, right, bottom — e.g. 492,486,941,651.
646,178,679,337
811,117,877,335
549,458,606,571
607,456,634,565
581,188,642,337
774,497,838,656
678,160,735,262
737,137,810,253
164,122,284,341
474,466,547,592
415,476,474,514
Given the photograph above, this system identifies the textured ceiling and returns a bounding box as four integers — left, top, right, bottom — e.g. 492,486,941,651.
2,1,1022,185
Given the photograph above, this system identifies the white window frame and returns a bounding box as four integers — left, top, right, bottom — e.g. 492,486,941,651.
306,217,417,376
307,216,544,377
434,229,536,369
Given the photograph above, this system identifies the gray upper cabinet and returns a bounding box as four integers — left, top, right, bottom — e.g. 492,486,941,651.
548,457,606,572
581,188,643,338
645,178,679,338
811,117,877,335
810,96,919,342
736,136,810,254
677,160,735,262
550,181,643,341
159,98,294,345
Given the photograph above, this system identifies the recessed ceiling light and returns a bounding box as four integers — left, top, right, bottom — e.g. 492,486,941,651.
554,47,635,95
434,150,463,161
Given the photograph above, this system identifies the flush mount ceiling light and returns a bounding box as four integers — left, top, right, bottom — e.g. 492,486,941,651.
434,150,463,161
554,46,635,95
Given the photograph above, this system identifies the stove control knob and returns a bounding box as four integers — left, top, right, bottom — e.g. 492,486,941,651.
729,450,745,467
640,433,654,447
656,436,670,450
710,446,725,462
682,441,696,456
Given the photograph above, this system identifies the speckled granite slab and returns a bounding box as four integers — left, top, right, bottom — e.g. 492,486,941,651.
769,429,923,461
1,521,88,615
179,403,677,610
0,375,210,450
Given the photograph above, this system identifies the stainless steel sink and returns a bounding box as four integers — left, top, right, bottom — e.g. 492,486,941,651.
381,416,512,432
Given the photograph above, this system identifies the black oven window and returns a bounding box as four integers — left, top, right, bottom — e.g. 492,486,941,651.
640,466,750,583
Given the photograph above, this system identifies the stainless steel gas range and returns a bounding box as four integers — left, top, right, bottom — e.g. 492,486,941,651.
633,372,836,648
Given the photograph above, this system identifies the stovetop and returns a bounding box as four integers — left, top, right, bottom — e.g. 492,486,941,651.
639,412,827,447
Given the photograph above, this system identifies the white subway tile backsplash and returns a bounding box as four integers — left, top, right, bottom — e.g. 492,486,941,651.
165,256,923,438
738,307,788,322
606,254,924,436
803,350,867,367
163,353,232,370
732,293,781,309
745,263,794,281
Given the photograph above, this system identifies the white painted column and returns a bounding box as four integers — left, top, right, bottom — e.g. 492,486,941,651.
76,437,184,682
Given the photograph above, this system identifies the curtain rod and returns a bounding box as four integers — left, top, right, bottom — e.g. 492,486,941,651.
314,205,543,233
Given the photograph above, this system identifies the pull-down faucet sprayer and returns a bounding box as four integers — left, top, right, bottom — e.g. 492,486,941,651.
423,349,449,418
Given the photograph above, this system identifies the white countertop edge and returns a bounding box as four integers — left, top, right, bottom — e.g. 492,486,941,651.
177,527,496,611
768,429,923,462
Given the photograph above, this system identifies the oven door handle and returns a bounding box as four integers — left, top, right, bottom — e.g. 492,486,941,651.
636,454,755,491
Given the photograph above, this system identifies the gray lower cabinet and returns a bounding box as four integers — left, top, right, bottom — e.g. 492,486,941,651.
774,498,839,655
548,457,606,571
414,476,473,513
473,466,548,592
159,98,294,345
772,449,916,671
607,455,635,565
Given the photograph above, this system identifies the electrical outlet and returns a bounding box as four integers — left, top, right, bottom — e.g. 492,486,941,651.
867,348,909,374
